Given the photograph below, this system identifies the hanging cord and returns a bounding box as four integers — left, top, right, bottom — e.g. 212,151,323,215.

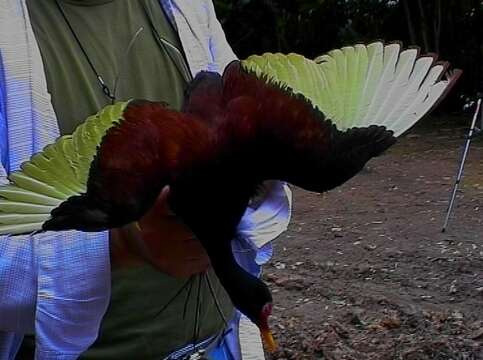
139,2,193,83
153,272,234,359
205,272,236,359
154,276,194,318
55,0,143,104
183,275,196,319
191,274,203,352
54,0,116,103
205,272,229,328
112,26,145,100
56,0,193,102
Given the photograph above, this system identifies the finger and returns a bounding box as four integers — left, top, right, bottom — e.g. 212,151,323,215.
155,185,176,216
141,186,174,222
122,222,157,264
158,185,170,202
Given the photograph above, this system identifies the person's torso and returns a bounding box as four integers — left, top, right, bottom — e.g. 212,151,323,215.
26,0,190,134
22,1,234,358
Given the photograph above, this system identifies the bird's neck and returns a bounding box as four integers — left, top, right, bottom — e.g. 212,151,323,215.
209,240,265,316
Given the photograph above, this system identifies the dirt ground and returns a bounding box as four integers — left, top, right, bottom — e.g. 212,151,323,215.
264,116,483,360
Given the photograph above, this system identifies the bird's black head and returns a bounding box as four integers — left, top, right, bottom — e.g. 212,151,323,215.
227,273,277,352
232,275,271,323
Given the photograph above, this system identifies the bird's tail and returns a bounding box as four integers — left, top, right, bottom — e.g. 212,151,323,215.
324,125,396,189
334,125,396,160
285,124,397,193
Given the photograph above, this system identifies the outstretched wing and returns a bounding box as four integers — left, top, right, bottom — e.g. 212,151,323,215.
215,61,396,194
242,41,462,137
0,101,129,235
43,100,213,232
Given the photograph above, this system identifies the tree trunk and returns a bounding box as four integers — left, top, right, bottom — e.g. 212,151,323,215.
417,0,430,52
402,0,417,45
433,0,442,53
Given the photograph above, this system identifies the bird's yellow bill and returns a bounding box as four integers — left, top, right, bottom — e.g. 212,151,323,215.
261,329,277,352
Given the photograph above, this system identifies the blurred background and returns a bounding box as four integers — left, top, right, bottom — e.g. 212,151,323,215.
212,4,483,359
214,0,483,113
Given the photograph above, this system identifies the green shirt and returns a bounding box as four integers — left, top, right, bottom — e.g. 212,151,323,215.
23,1,235,359
27,0,190,134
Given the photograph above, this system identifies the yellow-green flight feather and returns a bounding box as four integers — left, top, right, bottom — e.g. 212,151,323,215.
0,101,129,235
242,41,461,137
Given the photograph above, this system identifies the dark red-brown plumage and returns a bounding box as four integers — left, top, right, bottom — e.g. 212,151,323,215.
44,61,396,341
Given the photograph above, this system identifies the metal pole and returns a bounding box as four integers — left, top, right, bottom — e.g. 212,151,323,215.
442,98,482,232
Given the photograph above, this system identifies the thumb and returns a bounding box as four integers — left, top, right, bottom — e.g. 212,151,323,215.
148,185,175,217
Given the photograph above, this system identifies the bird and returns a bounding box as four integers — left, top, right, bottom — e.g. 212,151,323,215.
0,42,461,351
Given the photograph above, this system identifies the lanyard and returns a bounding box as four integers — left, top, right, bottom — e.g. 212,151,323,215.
54,0,193,104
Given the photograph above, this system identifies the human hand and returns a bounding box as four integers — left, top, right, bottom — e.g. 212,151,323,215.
110,186,211,278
